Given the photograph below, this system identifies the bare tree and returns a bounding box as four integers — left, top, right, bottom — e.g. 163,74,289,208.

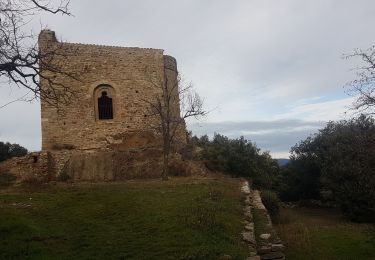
0,0,74,107
145,74,207,180
344,46,375,115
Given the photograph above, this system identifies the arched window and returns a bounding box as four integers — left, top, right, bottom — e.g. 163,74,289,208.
98,91,113,119
94,84,115,121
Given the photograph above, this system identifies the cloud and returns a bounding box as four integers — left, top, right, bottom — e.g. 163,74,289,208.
273,96,356,121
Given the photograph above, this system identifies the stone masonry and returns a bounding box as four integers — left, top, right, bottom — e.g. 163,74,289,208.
39,29,184,151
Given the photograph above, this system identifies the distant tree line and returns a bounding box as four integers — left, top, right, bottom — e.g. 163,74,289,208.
277,115,375,222
0,142,28,162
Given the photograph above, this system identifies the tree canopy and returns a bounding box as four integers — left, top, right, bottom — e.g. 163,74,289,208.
0,141,28,162
192,133,279,189
279,115,375,222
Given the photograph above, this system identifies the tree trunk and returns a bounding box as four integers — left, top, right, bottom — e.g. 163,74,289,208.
162,138,170,181
162,152,169,180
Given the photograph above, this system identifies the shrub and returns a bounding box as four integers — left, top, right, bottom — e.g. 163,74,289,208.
261,190,281,217
0,142,27,162
276,159,321,202
57,171,71,182
194,134,279,189
0,172,17,187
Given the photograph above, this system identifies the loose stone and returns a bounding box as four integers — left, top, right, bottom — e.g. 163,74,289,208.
259,233,271,240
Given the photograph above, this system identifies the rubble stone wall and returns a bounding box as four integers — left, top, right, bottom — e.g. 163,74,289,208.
0,152,52,183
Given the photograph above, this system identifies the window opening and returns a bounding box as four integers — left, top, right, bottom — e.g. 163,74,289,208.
98,91,113,119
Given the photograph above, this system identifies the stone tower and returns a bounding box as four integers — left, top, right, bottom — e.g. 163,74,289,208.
38,29,184,152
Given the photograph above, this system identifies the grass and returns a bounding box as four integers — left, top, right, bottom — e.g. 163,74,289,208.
252,208,274,242
0,177,248,260
274,206,375,260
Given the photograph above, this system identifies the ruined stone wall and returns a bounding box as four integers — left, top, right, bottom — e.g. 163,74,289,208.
241,181,285,260
0,150,164,183
0,152,53,183
39,30,185,151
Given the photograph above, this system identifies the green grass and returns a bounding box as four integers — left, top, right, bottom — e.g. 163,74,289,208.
274,207,375,260
253,208,272,241
0,177,249,260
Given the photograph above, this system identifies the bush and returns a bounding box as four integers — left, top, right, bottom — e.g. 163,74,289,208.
276,159,321,202
282,115,375,222
0,172,17,187
57,171,71,182
192,134,279,189
0,142,27,162
261,190,281,217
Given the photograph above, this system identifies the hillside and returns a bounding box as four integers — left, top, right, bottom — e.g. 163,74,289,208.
276,159,290,167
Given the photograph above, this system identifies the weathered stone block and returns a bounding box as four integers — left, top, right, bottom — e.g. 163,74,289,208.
260,252,285,260
242,231,256,245
271,244,285,252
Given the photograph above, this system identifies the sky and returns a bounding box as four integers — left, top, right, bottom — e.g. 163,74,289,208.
0,0,374,158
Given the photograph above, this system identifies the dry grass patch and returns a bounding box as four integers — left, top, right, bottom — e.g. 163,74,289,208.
275,207,375,260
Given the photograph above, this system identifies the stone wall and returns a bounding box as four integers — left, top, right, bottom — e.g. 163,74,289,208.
0,149,166,183
39,29,186,152
241,181,285,260
0,152,53,183
58,149,164,181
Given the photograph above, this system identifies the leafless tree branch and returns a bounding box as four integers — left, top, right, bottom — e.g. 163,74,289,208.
344,46,375,115
0,0,75,108
143,70,207,179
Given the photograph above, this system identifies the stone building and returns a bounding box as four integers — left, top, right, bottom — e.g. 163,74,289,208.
38,29,184,152
0,30,187,181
